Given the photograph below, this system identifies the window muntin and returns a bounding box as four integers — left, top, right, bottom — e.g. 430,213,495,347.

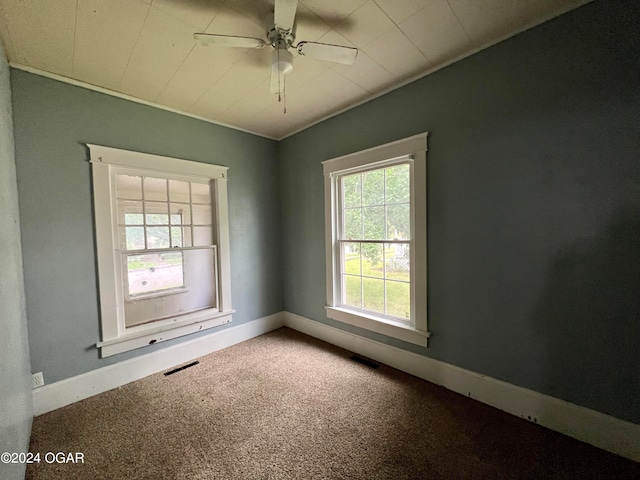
337,162,412,322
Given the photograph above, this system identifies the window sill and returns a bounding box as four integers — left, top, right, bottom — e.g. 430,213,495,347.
325,306,429,347
97,309,234,357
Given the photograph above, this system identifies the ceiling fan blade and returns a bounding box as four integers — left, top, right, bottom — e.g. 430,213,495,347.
274,0,298,32
194,33,266,49
270,67,285,94
296,42,358,65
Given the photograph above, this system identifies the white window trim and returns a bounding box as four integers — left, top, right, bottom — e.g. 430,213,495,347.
323,133,429,347
88,144,234,357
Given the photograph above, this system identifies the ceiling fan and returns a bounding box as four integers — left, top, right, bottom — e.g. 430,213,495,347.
193,0,358,102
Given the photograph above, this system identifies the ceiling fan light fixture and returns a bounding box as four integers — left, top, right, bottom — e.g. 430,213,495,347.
272,46,293,75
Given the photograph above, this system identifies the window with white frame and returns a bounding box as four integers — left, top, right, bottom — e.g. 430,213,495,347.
323,133,429,347
89,145,233,357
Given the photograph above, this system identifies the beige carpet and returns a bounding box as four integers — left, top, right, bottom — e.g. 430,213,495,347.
27,327,639,479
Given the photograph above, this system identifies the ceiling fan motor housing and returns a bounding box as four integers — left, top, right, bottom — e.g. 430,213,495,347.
267,27,295,48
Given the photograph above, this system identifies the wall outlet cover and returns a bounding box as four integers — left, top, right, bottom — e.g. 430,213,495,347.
32,372,45,389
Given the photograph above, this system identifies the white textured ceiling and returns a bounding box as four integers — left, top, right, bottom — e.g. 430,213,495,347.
0,0,590,139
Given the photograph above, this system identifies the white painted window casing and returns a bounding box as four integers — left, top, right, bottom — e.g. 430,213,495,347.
89,144,234,357
323,133,429,347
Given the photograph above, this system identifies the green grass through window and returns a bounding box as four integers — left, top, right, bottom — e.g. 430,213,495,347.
343,253,410,320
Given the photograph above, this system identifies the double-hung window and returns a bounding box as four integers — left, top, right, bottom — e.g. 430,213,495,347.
323,133,429,346
89,145,233,357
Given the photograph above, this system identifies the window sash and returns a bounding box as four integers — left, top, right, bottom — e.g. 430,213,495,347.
115,172,213,251
337,238,412,323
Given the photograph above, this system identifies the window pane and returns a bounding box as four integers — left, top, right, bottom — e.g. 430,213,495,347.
362,277,384,315
361,243,383,278
117,200,142,225
386,204,410,240
170,227,183,247
116,175,142,200
145,202,169,225
146,227,170,249
385,164,410,204
169,180,190,203
126,252,184,297
123,226,145,250
386,280,410,320
341,242,361,276
343,275,362,308
193,226,212,246
362,169,384,206
172,227,192,248
385,243,410,282
125,213,143,225
342,173,361,208
191,182,211,204
192,204,212,225
343,208,362,239
144,177,167,201
170,203,190,225
363,206,384,240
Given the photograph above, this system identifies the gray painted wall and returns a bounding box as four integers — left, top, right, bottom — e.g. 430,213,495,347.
7,0,639,436
0,46,32,480
279,0,640,424
11,70,283,384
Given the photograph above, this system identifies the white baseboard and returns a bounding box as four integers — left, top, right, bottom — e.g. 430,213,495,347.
283,312,640,463
32,312,285,416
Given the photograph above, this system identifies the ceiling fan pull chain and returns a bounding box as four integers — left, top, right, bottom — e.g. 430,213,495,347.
283,75,287,115
277,45,282,104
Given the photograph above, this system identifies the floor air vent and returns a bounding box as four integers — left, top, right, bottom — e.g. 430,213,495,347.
164,361,199,376
350,355,380,369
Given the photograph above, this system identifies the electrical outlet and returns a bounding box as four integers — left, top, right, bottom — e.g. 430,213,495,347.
32,372,44,389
